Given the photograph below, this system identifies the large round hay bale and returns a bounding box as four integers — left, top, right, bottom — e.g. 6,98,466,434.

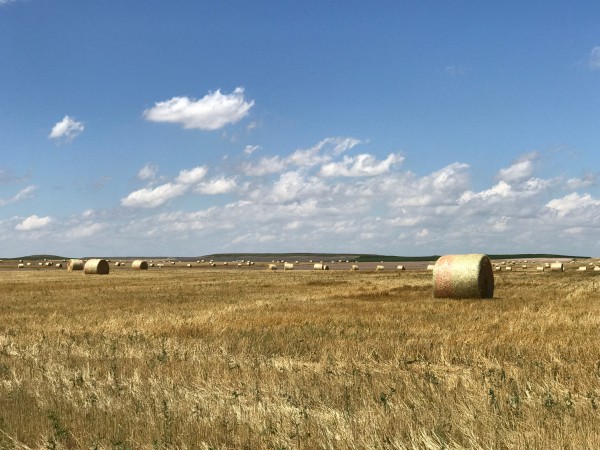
132,260,149,270
67,259,84,271
550,262,564,272
84,259,109,275
313,263,324,270
433,254,494,299
397,265,405,271
284,262,294,271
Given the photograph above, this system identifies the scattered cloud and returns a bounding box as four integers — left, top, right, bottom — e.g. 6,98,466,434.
496,152,538,183
121,182,188,208
138,163,158,181
195,176,237,195
15,215,52,231
49,115,84,143
175,166,208,185
320,153,402,177
589,46,600,70
244,145,260,155
68,222,106,239
0,185,37,207
143,87,254,130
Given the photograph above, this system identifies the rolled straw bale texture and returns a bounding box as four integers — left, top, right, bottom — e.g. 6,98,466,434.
313,263,324,270
131,260,148,270
537,266,545,271
268,264,277,270
284,262,294,271
68,259,84,271
84,259,109,275
433,254,494,299
550,262,564,272
397,265,405,271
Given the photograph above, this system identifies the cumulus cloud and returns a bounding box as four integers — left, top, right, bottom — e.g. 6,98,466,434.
68,222,105,238
546,193,600,217
138,163,158,181
195,176,237,195
15,215,52,231
175,166,208,185
590,46,600,70
121,183,188,208
49,115,84,143
497,155,536,182
320,153,402,177
143,87,254,130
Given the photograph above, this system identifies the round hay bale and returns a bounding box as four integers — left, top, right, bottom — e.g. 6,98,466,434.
132,260,148,270
149,263,155,267
550,262,564,272
376,265,385,271
67,259,84,271
494,266,501,271
536,266,545,271
397,265,405,271
268,264,277,270
223,262,228,266
578,266,588,271
26,262,31,266
84,259,109,275
210,263,216,267
284,262,294,271
313,263,324,270
351,265,359,270
17,263,24,268
504,266,512,271
55,263,62,268
594,266,600,271
323,264,330,270
426,264,435,271
522,265,527,269
187,263,192,267
433,254,494,299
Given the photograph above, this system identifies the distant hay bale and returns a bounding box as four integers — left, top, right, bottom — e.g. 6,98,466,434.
433,254,494,299
544,263,551,268
26,262,31,266
284,262,294,271
84,259,109,275
38,262,43,266
578,266,588,271
504,266,512,271
550,262,564,272
186,263,192,268
268,264,277,270
149,263,154,267
313,263,324,270
522,265,527,269
132,260,148,270
426,264,435,271
114,262,121,266
594,266,600,271
210,263,216,267
351,265,359,270
376,265,385,271
223,262,228,266
17,263,24,268
67,259,84,271
536,266,545,271
397,265,405,271
494,266,501,271
45,262,52,266
55,263,62,268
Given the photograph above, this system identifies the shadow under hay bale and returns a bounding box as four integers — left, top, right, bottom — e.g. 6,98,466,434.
433,254,494,299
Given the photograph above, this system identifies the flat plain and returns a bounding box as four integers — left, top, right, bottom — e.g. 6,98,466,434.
1,261,600,449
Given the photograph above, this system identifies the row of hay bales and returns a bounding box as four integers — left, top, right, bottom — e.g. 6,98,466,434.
66,259,151,275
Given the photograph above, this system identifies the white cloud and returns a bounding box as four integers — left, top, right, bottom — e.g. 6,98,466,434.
320,153,402,177
242,156,286,176
546,192,600,217
68,223,105,239
49,115,84,143
121,182,188,208
15,215,52,231
195,176,237,195
175,166,208,184
497,152,538,183
138,163,158,181
590,46,600,70
244,145,260,155
143,87,254,130
0,185,37,207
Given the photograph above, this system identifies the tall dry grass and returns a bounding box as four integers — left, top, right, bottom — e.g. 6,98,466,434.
0,268,599,448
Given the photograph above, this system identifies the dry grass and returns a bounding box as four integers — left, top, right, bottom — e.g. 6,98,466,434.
1,267,600,448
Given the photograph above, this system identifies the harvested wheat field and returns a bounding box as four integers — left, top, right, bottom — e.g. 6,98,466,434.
1,267,600,449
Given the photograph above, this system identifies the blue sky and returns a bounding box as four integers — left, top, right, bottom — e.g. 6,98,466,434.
1,1,600,257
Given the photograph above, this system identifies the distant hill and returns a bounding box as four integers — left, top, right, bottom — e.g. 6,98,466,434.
5,252,590,262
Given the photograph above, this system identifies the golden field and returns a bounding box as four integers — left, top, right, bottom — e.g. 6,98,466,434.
1,261,600,449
